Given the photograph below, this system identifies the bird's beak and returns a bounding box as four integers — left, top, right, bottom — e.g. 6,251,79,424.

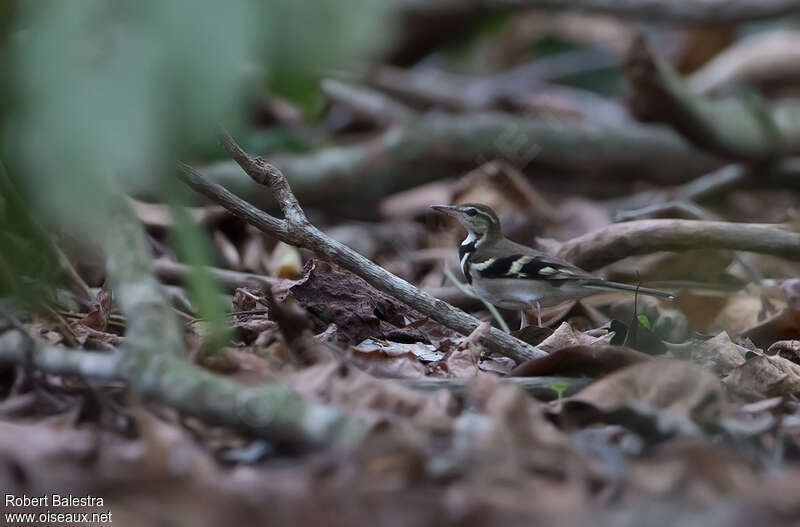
431,204,458,216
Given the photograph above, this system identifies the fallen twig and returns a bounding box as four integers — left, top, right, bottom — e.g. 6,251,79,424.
399,376,591,400
0,329,363,449
626,34,800,161
611,199,765,284
402,0,800,24
178,132,548,363
154,258,275,292
32,189,365,449
689,30,800,94
195,111,715,212
370,55,622,117
553,219,800,271
606,160,800,215
321,79,414,125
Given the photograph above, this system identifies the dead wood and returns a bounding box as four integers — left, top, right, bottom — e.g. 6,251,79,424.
195,111,716,213
626,34,800,161
552,219,800,271
179,132,548,363
402,0,800,25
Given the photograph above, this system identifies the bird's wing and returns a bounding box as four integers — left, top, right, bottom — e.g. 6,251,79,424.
471,252,593,282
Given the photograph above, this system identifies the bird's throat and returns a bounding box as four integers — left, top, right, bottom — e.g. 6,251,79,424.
458,232,482,284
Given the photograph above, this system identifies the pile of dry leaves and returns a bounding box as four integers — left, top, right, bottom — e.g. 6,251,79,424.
3,171,800,526
5,5,800,526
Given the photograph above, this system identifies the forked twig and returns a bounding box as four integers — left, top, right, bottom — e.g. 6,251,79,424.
178,131,548,363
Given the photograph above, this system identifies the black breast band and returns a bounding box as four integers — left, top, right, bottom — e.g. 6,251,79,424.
459,240,477,284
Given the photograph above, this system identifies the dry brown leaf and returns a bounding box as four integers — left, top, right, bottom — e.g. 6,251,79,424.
233,317,279,345
290,362,456,431
349,339,428,379
464,375,571,453
232,288,259,312
478,354,516,375
71,284,120,346
566,359,726,425
0,420,99,492
687,332,747,375
724,354,800,400
675,290,730,332
510,344,651,378
768,340,800,359
133,406,218,480
627,440,759,504
537,322,613,353
356,338,443,362
441,322,490,378
288,260,441,345
78,281,112,331
220,348,282,385
741,307,800,349
711,294,765,336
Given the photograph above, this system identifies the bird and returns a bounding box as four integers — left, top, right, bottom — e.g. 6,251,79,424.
432,203,674,328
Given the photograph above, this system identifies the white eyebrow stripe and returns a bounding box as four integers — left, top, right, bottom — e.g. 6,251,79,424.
509,256,533,275
479,210,498,224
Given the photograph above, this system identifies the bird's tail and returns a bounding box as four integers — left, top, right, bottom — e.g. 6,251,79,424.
583,280,675,300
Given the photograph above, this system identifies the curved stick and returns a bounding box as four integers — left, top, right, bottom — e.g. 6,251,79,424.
555,219,800,271
178,133,548,363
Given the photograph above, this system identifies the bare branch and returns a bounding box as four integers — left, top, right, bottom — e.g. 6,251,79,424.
0,330,363,449
154,259,275,292
371,58,625,122
177,162,288,235
555,219,800,271
219,129,307,225
605,160,800,213
50,187,362,449
689,30,800,94
403,0,800,24
196,112,716,213
400,376,591,400
321,79,414,125
626,34,800,161
179,142,548,364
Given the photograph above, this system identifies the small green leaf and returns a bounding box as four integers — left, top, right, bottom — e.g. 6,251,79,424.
637,314,652,330
551,381,568,400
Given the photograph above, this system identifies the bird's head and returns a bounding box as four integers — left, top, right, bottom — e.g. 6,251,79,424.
431,203,501,239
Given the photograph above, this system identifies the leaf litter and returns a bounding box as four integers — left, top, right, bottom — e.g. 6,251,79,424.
6,22,800,527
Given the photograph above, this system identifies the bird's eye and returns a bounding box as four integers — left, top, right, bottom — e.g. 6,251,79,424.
465,209,478,216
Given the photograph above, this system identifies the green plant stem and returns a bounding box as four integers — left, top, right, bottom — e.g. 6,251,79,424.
443,268,511,334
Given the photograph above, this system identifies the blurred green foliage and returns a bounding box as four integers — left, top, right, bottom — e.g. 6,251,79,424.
0,0,393,334
259,0,392,115
170,206,230,355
